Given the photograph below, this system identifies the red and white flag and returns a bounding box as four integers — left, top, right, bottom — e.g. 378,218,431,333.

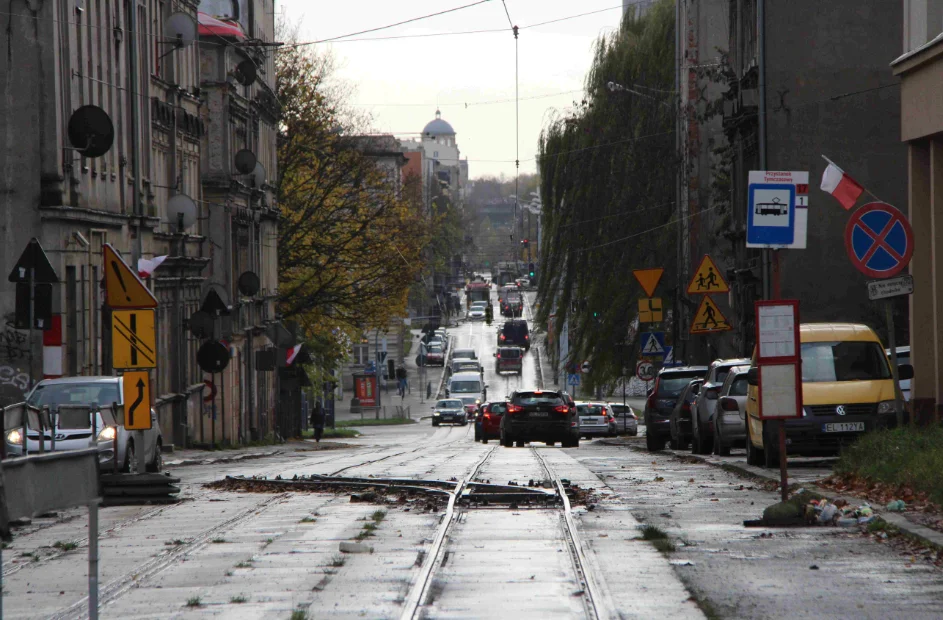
138,255,168,278
286,344,303,366
820,158,864,210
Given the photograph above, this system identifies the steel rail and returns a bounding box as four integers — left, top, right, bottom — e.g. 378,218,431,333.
399,446,496,619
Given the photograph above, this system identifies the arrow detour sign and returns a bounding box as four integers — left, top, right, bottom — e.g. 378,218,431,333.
112,309,156,369
122,371,152,430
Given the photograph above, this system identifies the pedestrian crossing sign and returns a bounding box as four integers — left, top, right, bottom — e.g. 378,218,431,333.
638,297,663,323
640,332,667,358
687,255,729,295
690,296,732,334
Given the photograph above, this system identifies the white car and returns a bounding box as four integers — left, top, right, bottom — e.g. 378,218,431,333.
467,301,489,321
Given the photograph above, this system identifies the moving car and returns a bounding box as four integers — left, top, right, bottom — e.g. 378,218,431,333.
576,402,617,439
6,376,163,473
452,348,478,361
448,359,484,377
446,372,487,417
644,365,708,451
432,399,467,426
669,379,701,450
745,323,914,467
690,358,751,454
713,365,750,455
495,346,524,375
475,401,506,442
424,342,446,366
501,294,524,317
501,389,579,448
497,320,530,351
467,301,489,321
609,403,639,435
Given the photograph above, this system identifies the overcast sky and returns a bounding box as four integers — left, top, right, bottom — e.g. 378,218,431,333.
277,1,627,180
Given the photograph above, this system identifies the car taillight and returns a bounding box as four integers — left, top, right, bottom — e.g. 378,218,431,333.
500,334,506,341
524,335,529,340
553,405,570,414
720,397,739,412
682,402,691,413
506,403,524,414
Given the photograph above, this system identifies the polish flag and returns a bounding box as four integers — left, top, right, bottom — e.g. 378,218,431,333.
286,344,303,366
138,255,169,278
820,159,864,210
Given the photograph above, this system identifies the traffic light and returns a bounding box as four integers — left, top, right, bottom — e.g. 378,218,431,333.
521,239,529,249
528,262,535,278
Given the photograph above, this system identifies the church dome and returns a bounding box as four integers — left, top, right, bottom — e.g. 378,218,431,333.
422,109,455,136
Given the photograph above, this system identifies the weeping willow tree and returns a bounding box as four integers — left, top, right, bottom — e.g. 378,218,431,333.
536,0,677,390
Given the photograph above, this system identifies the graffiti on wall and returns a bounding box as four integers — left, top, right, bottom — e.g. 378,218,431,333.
0,316,31,406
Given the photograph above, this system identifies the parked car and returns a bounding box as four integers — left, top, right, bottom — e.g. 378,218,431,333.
669,379,701,450
745,323,914,467
475,401,506,442
497,320,530,351
886,346,911,403
5,376,163,473
714,366,751,455
495,346,524,375
452,348,478,361
644,365,708,451
690,358,751,454
609,403,639,436
424,342,446,366
501,389,579,448
446,372,487,417
576,402,617,439
432,399,467,426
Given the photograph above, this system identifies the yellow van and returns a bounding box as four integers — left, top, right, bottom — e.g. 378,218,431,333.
745,323,912,468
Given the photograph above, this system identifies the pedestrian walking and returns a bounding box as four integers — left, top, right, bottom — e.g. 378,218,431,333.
310,399,325,443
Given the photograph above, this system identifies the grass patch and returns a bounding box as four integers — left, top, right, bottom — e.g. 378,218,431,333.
210,537,228,544
230,595,249,604
235,560,253,569
224,570,233,577
363,523,378,532
335,418,416,427
290,610,308,620
867,518,900,535
185,597,202,608
165,539,186,546
53,541,79,552
302,428,361,439
835,425,943,505
329,554,346,567
371,510,387,522
652,539,676,553
640,525,669,541
300,516,317,523
355,530,374,541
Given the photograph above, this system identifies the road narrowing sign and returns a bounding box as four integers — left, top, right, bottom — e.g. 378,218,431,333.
844,202,914,279
104,244,158,309
632,268,664,297
122,371,152,430
687,255,729,294
112,309,156,369
690,296,732,334
638,297,663,323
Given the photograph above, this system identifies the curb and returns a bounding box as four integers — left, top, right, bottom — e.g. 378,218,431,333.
641,445,943,551
165,449,283,468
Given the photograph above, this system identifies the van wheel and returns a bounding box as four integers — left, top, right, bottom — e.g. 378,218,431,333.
745,422,763,466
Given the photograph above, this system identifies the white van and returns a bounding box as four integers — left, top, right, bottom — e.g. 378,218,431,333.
446,372,488,417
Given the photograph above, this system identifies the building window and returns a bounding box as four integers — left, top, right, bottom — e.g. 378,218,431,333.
434,151,439,158
352,344,369,366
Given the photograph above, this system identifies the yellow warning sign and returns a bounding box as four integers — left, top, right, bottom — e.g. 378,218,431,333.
687,255,729,295
633,268,664,297
103,244,158,308
122,371,152,430
690,296,732,334
112,309,157,369
638,298,663,323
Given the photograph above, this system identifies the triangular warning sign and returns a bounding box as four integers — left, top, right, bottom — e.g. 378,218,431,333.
690,296,732,334
687,255,729,295
8,238,59,284
103,244,158,309
642,333,665,355
633,268,664,298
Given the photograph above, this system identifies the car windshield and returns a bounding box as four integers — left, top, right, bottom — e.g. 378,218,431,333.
715,368,733,385
489,403,507,413
427,343,443,352
471,301,488,308
28,382,120,409
657,372,705,396
577,405,606,416
502,323,528,338
436,400,463,409
801,341,891,382
455,362,479,370
453,350,476,360
499,348,521,358
512,391,563,406
450,380,481,393
729,377,749,396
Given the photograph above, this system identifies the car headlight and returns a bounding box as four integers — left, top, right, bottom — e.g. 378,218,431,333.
475,399,481,404
98,426,117,441
6,429,22,445
877,400,896,414
433,412,441,416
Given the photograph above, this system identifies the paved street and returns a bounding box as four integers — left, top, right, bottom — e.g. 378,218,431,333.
4,294,942,619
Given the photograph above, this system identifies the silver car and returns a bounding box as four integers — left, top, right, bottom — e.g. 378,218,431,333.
609,403,639,436
690,358,751,454
713,366,750,455
5,376,163,473
576,402,616,439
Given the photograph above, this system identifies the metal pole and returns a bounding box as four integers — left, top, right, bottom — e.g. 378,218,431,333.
886,300,905,427
778,421,788,502
221,368,226,446
25,266,34,457
211,373,216,449
758,0,770,300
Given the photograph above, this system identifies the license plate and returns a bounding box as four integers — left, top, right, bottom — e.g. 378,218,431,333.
823,422,865,433
530,412,549,417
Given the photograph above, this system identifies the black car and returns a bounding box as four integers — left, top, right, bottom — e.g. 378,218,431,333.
669,379,702,450
498,320,530,351
502,295,524,317
501,389,579,448
644,365,708,451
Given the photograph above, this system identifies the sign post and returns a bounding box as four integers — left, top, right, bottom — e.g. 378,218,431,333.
755,300,801,502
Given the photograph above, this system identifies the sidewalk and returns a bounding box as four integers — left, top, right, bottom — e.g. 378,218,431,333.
163,439,320,468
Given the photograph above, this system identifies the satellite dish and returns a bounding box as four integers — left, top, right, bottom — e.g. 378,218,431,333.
234,149,256,175
251,162,266,188
188,310,214,339
166,194,197,229
234,59,258,86
165,12,197,48
67,106,114,158
237,271,261,297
